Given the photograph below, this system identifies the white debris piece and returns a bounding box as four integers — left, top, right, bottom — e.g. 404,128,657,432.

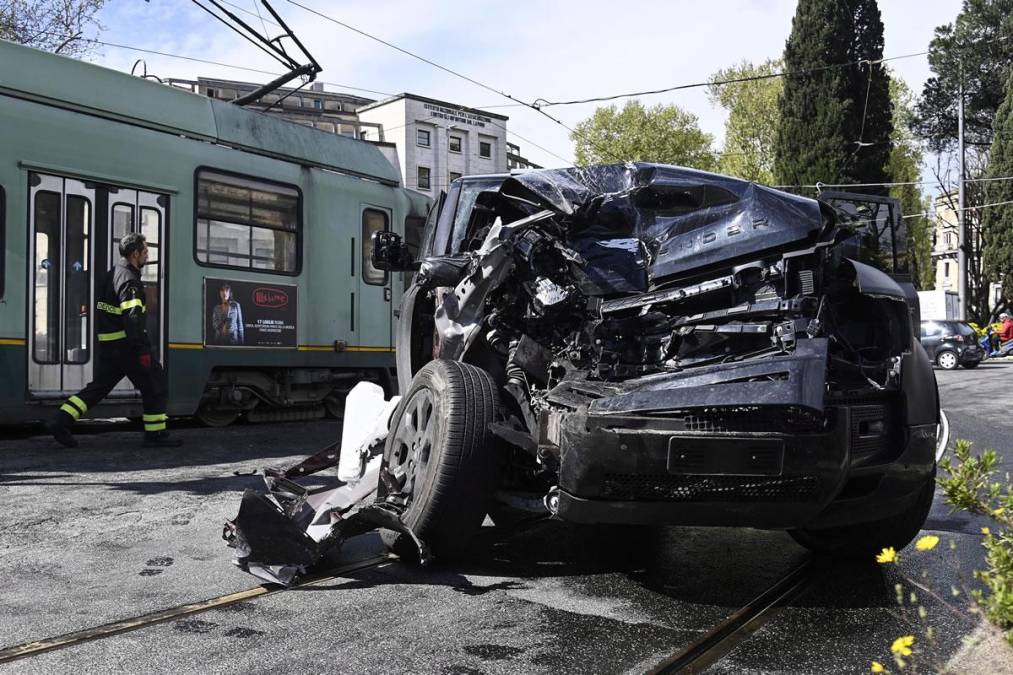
338,382,401,483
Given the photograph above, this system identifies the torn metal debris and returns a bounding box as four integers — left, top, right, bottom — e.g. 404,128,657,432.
223,383,429,586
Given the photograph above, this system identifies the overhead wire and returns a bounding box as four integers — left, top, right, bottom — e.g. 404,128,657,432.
282,0,610,159
775,174,1013,190
64,34,391,96
530,50,930,109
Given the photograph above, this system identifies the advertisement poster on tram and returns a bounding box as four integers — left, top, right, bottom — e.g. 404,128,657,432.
203,278,297,348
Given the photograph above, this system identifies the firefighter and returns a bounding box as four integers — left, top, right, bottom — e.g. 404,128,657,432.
47,232,182,448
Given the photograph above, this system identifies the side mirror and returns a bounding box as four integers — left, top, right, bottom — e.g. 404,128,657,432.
371,230,417,272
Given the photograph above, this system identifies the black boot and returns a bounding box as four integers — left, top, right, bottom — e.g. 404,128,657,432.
46,415,78,448
143,431,183,448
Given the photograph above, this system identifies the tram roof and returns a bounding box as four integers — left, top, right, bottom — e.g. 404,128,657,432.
0,39,402,186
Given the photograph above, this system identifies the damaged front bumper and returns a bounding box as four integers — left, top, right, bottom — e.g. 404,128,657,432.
547,339,936,530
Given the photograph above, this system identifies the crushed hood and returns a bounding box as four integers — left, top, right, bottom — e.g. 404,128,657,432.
496,163,826,294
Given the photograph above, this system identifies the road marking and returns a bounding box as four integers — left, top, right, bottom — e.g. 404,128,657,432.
0,555,392,664
647,558,824,674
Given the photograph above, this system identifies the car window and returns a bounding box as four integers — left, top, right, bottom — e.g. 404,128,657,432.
953,322,976,336
921,322,941,337
449,178,505,254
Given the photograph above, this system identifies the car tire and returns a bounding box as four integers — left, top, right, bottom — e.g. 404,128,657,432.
960,361,980,369
380,360,502,561
936,350,959,370
788,468,935,558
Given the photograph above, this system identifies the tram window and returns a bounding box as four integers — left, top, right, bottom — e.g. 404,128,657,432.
195,169,301,274
140,207,160,283
64,196,91,365
111,203,133,263
33,191,61,363
362,208,389,286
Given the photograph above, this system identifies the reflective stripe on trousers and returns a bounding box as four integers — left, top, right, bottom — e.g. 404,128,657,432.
59,395,89,420
144,413,168,432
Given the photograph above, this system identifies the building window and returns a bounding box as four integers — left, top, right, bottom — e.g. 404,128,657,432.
195,169,301,275
417,166,431,191
362,209,389,286
206,88,217,98
479,141,492,158
449,172,462,183
313,99,322,110
417,129,431,147
944,262,950,276
449,136,462,153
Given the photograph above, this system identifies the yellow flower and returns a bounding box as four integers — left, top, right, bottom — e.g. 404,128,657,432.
982,527,991,535
876,547,898,564
871,661,886,673
916,535,940,551
993,507,1005,517
891,635,915,657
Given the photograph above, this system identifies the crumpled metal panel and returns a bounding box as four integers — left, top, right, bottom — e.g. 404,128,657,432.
588,339,830,415
494,163,825,292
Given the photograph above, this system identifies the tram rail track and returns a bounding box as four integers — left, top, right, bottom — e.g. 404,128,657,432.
0,548,824,672
649,557,825,674
0,555,393,665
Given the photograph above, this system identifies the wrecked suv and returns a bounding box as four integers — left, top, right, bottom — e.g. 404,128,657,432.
370,163,939,560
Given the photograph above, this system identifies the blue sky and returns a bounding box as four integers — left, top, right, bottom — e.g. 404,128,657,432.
87,0,963,178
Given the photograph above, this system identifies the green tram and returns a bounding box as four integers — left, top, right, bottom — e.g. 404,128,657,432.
0,40,430,426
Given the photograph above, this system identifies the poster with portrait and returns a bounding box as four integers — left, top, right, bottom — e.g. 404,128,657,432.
203,278,297,348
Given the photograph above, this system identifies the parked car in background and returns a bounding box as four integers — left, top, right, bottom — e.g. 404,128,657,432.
919,320,982,369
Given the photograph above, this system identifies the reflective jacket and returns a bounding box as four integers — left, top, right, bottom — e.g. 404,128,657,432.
95,259,151,354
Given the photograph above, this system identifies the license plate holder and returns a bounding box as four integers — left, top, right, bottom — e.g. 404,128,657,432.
667,437,785,476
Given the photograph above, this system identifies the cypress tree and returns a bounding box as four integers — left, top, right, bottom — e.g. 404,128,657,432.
845,0,893,188
774,0,893,190
982,69,1013,305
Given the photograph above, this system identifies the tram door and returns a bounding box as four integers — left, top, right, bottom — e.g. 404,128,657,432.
28,172,167,399
107,188,167,393
357,205,394,350
28,174,96,395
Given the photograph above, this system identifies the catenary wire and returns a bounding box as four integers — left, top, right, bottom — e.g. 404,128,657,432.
775,175,1013,190
531,50,931,108
64,34,392,96
282,0,610,158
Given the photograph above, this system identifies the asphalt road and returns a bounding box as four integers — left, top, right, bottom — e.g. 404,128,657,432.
1,361,1012,673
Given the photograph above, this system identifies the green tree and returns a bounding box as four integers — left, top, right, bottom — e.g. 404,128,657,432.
915,0,1013,152
707,59,782,184
571,100,717,170
0,0,105,57
845,0,893,187
888,76,934,290
982,69,1013,307
774,0,892,189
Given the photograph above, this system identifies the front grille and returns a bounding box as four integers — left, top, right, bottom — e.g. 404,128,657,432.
679,406,825,433
600,473,820,502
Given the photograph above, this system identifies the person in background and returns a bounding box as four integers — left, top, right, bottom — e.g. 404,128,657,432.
998,312,1013,351
47,233,182,448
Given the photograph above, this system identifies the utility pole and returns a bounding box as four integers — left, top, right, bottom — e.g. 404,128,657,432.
957,62,968,320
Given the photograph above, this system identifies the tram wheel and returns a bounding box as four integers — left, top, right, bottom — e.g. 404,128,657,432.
323,392,345,419
196,403,241,427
